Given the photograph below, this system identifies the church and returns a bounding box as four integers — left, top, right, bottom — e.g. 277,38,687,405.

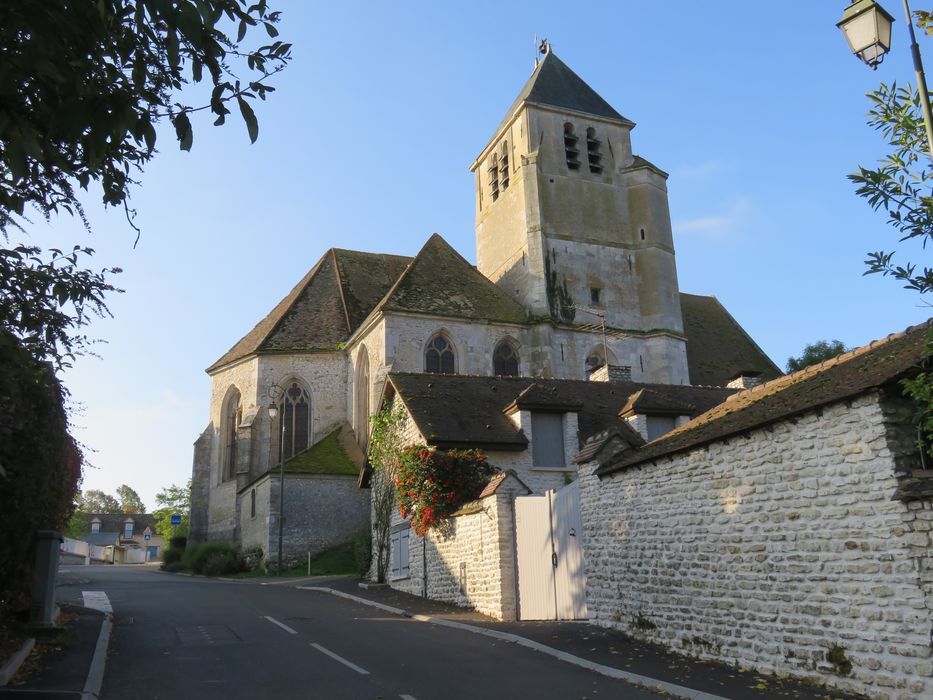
188,46,779,568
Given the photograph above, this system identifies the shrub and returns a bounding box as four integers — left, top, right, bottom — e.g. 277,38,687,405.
161,547,183,567
162,561,186,573
201,550,244,577
353,531,372,578
181,541,243,575
169,536,187,551
395,446,497,535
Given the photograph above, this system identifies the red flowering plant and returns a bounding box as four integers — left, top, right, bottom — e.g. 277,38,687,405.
395,446,497,536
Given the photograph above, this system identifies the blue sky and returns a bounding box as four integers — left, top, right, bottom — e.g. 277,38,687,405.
33,1,931,509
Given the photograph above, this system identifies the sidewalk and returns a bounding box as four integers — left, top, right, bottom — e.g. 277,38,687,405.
303,576,862,700
0,603,104,700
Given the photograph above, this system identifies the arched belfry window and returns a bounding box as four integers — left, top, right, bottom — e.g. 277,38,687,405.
488,154,500,201
493,340,519,377
564,123,580,170
278,381,312,461
500,142,510,191
425,334,456,374
586,127,602,173
222,389,242,482
354,349,371,448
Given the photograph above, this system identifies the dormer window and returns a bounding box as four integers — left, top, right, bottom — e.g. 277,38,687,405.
124,521,134,539
564,123,580,170
90,521,100,535
488,155,500,201
532,412,566,468
586,127,602,173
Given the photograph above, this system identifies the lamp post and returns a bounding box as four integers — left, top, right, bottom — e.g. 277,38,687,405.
838,0,933,155
268,400,285,574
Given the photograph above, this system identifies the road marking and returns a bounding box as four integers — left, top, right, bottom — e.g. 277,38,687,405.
82,591,112,614
400,695,419,700
81,612,112,700
263,615,298,634
310,642,370,675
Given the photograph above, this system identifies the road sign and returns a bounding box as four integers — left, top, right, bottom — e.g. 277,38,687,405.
144,533,151,541
170,513,182,525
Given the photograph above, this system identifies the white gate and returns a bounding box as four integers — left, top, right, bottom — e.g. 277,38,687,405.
514,481,587,620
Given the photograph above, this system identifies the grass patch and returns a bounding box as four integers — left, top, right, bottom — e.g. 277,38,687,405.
229,541,358,578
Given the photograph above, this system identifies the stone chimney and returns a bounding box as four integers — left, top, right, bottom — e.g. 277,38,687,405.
589,364,633,383
727,371,763,390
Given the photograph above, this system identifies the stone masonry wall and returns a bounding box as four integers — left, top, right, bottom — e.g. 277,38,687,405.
398,485,520,620
578,391,933,699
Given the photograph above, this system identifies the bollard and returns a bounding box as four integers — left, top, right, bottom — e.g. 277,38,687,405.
30,530,63,627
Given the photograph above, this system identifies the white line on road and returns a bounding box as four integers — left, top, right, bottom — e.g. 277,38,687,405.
399,695,419,700
310,642,370,675
263,615,298,634
82,591,112,614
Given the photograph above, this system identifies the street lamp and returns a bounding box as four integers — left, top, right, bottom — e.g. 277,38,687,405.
837,0,895,68
838,0,933,154
268,400,285,574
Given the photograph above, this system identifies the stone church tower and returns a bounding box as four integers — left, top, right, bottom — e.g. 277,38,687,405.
471,47,687,382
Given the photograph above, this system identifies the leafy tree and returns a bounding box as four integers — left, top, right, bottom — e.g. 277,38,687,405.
78,489,122,514
116,484,146,513
0,1,291,369
152,481,191,540
0,0,291,232
786,340,849,373
848,9,933,294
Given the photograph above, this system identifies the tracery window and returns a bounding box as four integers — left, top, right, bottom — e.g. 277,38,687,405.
223,389,242,481
493,340,519,376
278,381,312,461
425,335,456,374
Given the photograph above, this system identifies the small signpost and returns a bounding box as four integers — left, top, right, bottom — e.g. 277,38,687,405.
143,527,152,563
170,513,182,538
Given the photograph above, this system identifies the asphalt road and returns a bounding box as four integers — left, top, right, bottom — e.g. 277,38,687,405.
55,566,667,700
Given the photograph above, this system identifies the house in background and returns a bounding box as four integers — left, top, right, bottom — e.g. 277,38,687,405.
81,513,163,563
189,46,778,568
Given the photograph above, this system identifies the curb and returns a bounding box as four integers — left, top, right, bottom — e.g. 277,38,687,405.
0,637,36,686
298,586,728,700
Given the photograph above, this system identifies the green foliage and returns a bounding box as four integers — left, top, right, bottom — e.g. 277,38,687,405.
180,541,244,575
901,330,933,459
395,446,497,536
849,79,933,293
0,332,82,611
283,428,357,475
367,402,407,583
116,484,145,513
786,339,849,373
353,531,372,578
78,489,122,514
0,1,291,370
306,541,357,576
0,0,291,232
161,546,184,567
0,245,121,370
152,481,191,539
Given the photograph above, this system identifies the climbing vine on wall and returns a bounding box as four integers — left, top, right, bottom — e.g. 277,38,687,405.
395,447,497,536
544,251,575,323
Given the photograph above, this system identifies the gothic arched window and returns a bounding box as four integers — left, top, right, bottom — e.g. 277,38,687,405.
493,340,519,376
278,381,312,461
354,349,371,449
425,334,456,374
222,389,242,482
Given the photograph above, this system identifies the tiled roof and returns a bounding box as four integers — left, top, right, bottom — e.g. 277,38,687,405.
680,293,782,386
378,234,527,324
85,513,157,532
207,249,412,373
619,388,697,417
477,470,533,499
598,320,933,477
491,51,631,142
386,373,737,452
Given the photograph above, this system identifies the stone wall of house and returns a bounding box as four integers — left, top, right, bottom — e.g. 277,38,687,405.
578,391,933,700
394,483,522,620
237,476,272,556
268,473,370,566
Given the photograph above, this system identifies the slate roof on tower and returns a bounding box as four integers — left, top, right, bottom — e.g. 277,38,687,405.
207,249,411,372
492,50,632,143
